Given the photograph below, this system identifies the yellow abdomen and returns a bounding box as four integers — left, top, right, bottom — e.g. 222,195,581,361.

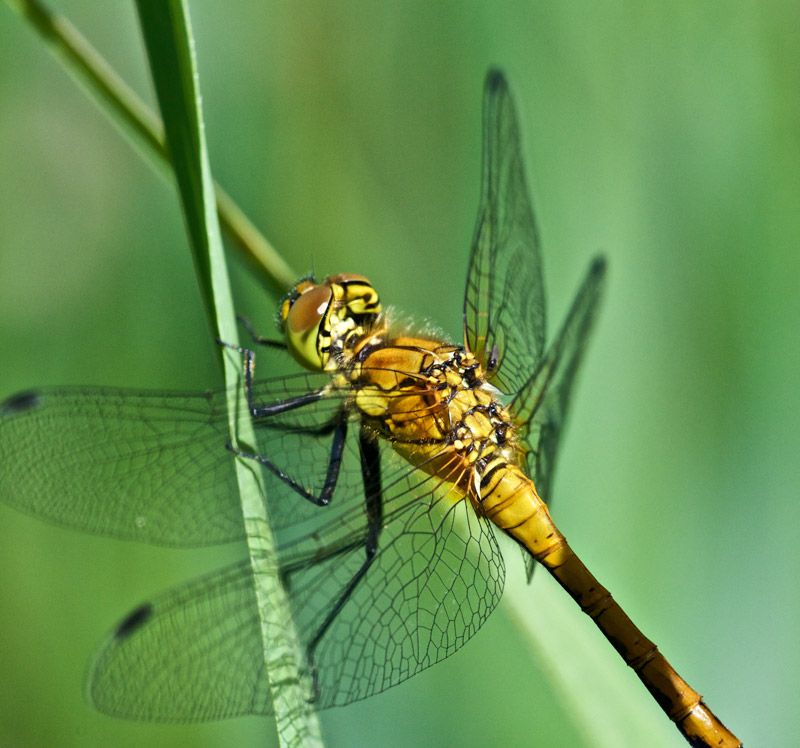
473,459,565,560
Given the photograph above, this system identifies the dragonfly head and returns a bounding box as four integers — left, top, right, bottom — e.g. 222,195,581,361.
279,273,382,370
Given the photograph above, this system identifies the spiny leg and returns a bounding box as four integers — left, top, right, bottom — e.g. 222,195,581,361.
228,411,348,507
237,315,286,349
306,426,383,700
218,338,327,418
218,337,345,506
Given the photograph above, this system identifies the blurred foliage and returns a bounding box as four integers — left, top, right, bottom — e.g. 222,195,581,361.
1,2,797,746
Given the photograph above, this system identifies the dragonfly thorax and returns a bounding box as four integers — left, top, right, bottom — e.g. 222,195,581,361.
351,334,517,485
279,274,382,371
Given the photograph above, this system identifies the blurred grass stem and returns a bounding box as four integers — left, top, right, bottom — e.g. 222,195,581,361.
6,0,297,295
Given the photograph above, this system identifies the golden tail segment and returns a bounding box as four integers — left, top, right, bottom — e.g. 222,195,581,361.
481,465,742,747
539,542,741,747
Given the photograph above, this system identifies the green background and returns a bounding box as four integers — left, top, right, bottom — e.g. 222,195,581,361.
1,2,796,746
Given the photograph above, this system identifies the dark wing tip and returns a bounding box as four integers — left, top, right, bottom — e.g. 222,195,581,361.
485,68,508,95
114,603,154,640
589,255,607,279
1,390,41,417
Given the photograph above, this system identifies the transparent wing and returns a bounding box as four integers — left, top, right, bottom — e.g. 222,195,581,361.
88,443,505,719
288,444,505,708
0,368,359,546
88,559,272,721
463,69,546,395
511,258,606,580
2,361,506,716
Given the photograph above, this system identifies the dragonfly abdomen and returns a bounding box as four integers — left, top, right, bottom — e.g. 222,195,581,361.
538,538,739,746
474,460,566,557
478,462,740,747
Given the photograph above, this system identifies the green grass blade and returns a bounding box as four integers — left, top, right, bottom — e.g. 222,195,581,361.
134,2,322,746
4,0,295,294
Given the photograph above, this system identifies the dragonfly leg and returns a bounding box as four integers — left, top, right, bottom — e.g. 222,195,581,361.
307,427,383,700
227,411,348,507
218,338,326,418
220,337,347,505
237,315,286,349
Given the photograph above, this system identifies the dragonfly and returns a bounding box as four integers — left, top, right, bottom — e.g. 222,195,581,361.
0,70,740,748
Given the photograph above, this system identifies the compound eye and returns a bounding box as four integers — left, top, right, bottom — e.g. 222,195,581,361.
284,284,332,370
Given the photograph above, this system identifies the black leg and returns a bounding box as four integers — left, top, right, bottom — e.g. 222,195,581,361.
306,426,383,699
219,337,346,506
237,315,286,349
227,411,348,507
248,389,326,418
218,338,326,417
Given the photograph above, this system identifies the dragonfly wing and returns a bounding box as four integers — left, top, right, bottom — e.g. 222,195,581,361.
88,558,273,720
463,69,546,395
87,444,505,717
282,442,505,708
512,258,606,580
0,369,344,546
0,386,242,546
